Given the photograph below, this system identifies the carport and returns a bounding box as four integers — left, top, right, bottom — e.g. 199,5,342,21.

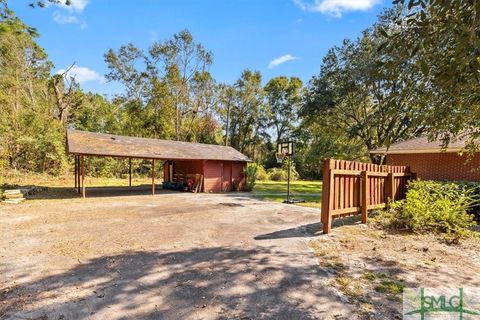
66,129,250,198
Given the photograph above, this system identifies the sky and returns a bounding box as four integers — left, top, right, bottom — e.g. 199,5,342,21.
10,0,391,96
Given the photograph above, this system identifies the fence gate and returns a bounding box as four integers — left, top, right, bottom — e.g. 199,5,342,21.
321,159,415,234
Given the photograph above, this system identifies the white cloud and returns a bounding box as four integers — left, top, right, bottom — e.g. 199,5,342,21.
57,0,89,12
53,11,87,29
294,0,381,17
293,0,308,10
268,54,298,69
57,66,105,84
53,11,79,24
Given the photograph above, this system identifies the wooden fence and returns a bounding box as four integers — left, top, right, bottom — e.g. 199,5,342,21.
321,159,415,234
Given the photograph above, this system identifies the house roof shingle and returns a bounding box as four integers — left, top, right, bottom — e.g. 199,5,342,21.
66,129,251,162
370,136,468,154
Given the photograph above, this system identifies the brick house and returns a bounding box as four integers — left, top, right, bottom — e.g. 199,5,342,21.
370,136,480,182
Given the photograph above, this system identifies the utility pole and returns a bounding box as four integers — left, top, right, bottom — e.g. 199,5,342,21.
225,101,231,146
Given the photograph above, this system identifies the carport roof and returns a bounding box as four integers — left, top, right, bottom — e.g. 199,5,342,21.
67,129,251,162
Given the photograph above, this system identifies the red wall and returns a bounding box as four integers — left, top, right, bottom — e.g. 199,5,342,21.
203,160,246,192
164,160,246,192
173,160,204,176
204,160,223,192
386,152,480,182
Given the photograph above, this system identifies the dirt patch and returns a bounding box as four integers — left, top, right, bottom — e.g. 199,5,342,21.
3,184,478,319
0,191,354,320
309,224,480,319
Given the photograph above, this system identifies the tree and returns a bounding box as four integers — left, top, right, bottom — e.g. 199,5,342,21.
301,9,425,163
224,70,267,161
264,76,303,143
385,0,480,150
0,7,68,173
105,30,218,143
50,66,84,125
148,29,214,141
294,119,367,179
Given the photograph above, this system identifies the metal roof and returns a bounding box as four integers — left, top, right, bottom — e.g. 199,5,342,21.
370,135,468,154
67,129,250,162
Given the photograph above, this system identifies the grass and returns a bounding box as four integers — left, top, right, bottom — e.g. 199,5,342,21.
1,172,323,207
252,180,322,208
1,171,154,188
374,280,405,295
0,171,159,200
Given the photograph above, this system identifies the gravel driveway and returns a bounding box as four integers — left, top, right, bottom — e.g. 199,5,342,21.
0,191,354,319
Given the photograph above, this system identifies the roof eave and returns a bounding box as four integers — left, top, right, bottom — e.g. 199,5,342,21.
370,148,462,155
68,151,250,162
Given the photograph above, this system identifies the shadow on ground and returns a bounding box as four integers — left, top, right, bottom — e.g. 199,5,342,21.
0,246,337,320
254,222,323,239
254,215,362,240
5,185,182,200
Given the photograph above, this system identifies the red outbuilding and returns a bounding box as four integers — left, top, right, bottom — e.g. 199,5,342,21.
67,129,250,197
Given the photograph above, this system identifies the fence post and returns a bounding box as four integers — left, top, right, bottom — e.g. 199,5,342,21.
321,159,333,234
361,170,368,224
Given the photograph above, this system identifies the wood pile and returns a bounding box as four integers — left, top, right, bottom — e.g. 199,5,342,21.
2,190,26,204
193,174,203,193
1,186,47,204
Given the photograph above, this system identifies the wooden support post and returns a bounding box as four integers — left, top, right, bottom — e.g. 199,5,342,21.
81,155,85,198
74,156,78,189
361,170,368,224
321,159,334,234
387,172,395,204
129,158,132,187
77,156,81,194
152,159,155,195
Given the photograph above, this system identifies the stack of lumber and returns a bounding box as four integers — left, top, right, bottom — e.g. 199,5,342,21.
193,174,203,193
2,189,26,204
0,185,46,204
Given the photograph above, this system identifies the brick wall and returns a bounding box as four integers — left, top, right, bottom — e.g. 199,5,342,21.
386,152,480,182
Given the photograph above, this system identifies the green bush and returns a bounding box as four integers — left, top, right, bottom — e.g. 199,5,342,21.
244,163,258,191
266,160,300,181
252,163,268,181
267,168,287,181
374,180,478,243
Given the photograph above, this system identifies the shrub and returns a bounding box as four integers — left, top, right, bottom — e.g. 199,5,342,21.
244,163,258,191
267,167,287,181
374,180,479,243
253,163,268,181
266,160,300,181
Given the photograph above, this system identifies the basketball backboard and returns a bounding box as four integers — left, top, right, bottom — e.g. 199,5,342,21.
277,141,294,156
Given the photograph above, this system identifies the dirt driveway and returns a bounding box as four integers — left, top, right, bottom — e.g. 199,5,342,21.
0,191,353,319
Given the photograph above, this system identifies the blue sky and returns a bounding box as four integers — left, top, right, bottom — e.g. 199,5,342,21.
10,0,390,96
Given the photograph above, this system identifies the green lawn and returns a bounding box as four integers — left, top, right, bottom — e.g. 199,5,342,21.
252,180,322,208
